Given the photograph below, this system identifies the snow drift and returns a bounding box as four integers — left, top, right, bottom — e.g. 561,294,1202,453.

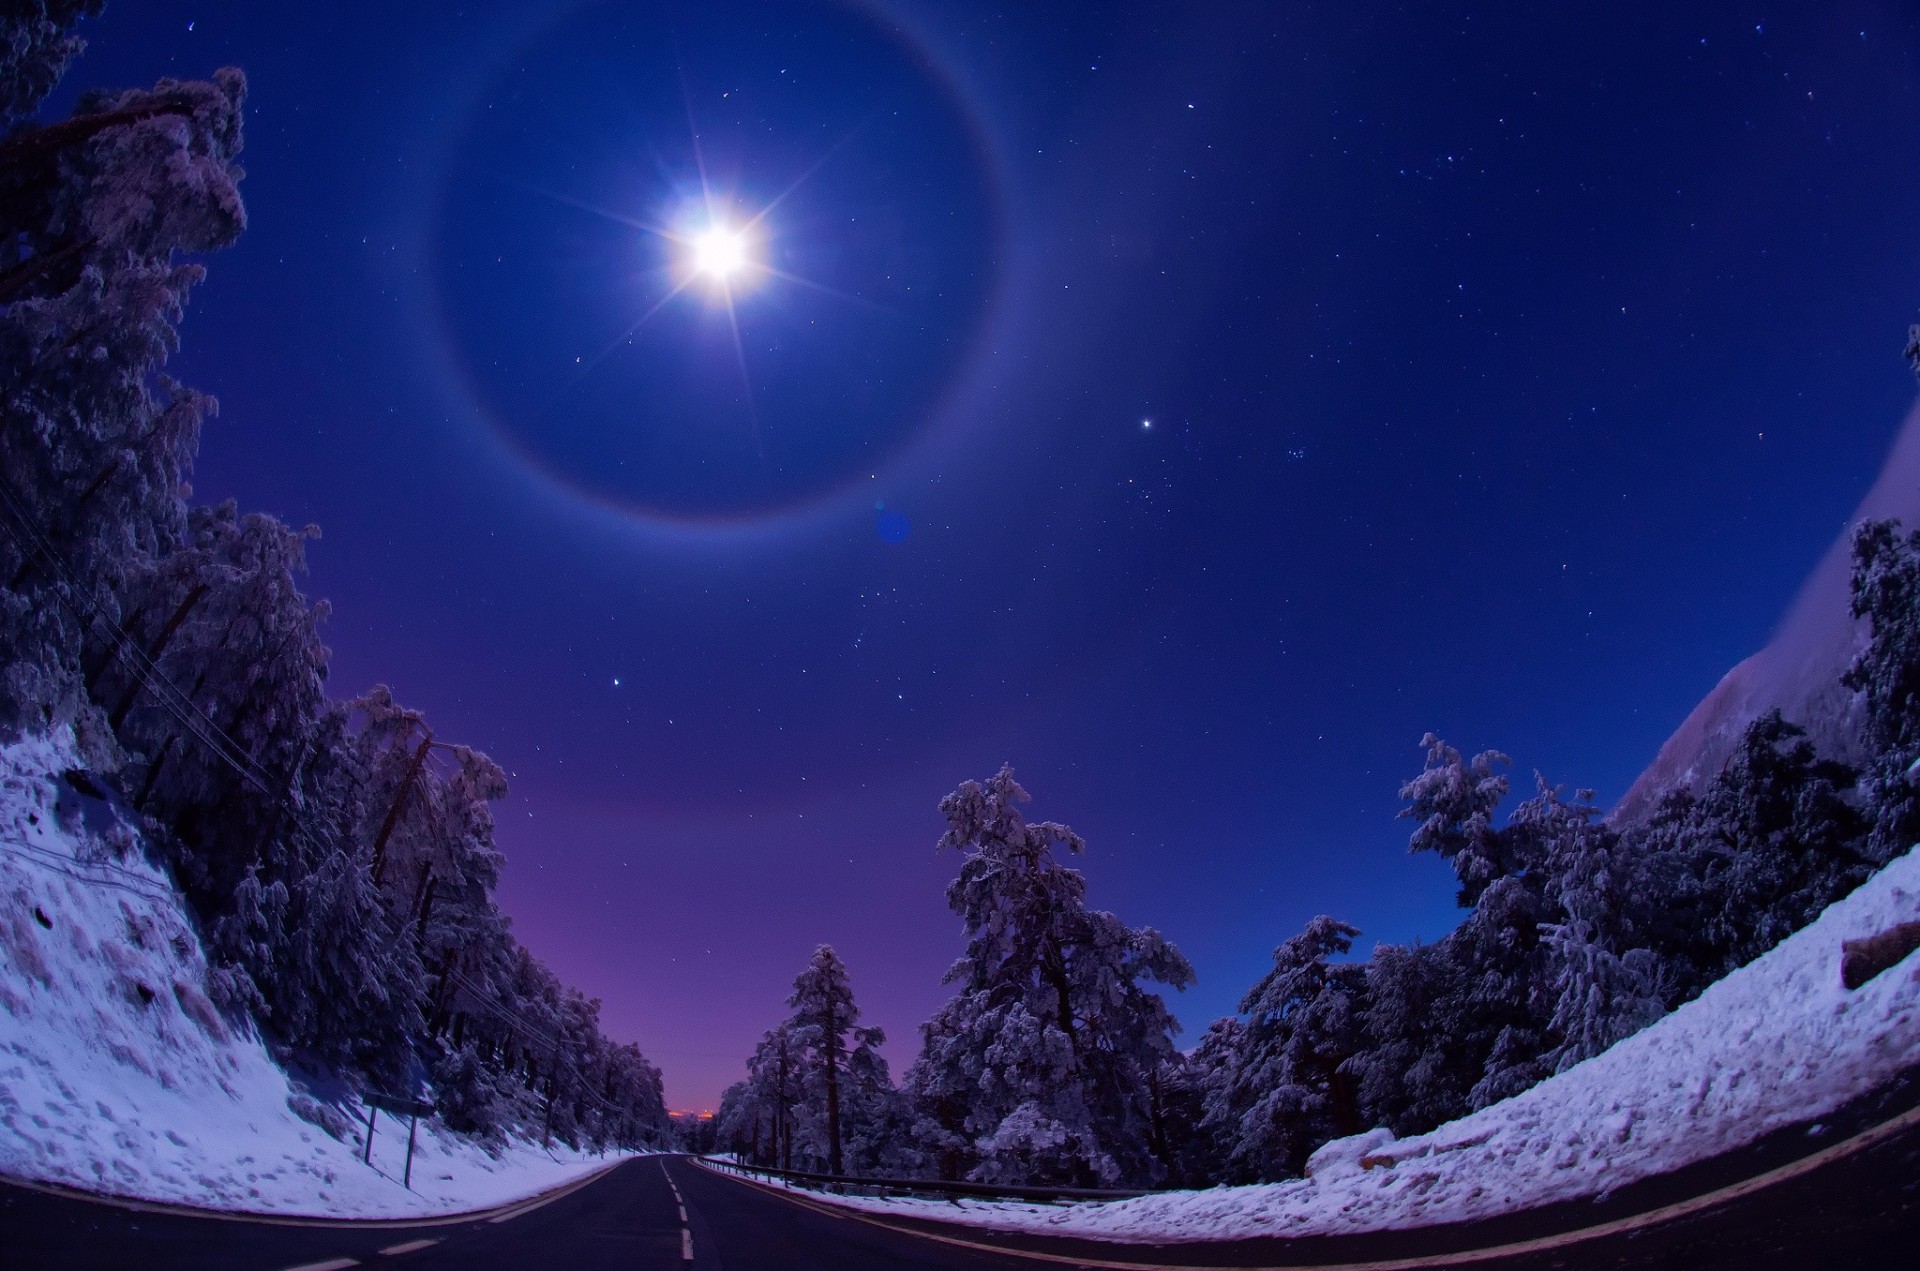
0,728,622,1217
810,842,1920,1242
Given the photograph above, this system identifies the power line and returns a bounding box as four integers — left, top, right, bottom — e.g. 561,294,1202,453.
0,836,178,905
0,479,659,1134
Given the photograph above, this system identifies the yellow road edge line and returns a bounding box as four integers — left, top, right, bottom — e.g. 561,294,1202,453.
693,1103,1920,1271
0,1157,630,1231
376,1238,441,1255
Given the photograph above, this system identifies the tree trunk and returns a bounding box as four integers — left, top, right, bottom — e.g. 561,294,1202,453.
84,597,144,694
414,876,437,944
370,732,433,884
824,999,843,1175
1327,1058,1359,1138
134,735,176,811
1146,1066,1172,1182
0,96,201,172
109,582,209,730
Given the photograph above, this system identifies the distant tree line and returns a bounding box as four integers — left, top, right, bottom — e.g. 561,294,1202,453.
0,4,668,1150
718,515,1920,1189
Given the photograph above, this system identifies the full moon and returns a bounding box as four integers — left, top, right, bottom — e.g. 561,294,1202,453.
689,223,750,281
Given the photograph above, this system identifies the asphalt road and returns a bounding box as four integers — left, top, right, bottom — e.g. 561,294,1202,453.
3,1110,1919,1271
0,1155,1031,1271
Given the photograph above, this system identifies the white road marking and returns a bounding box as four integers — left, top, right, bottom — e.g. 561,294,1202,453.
280,1261,360,1271
663,1159,694,1262
480,1162,627,1224
377,1239,440,1255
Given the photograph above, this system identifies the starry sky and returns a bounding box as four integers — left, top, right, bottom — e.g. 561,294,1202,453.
56,2,1920,1110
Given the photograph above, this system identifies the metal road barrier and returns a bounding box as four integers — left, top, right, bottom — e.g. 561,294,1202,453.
699,1156,1150,1204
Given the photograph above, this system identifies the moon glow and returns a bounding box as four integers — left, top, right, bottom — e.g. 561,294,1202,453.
687,223,752,285
431,0,1001,525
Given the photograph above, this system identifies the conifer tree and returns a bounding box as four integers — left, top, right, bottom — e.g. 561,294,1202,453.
904,765,1193,1187
0,13,671,1149
788,944,858,1175
1205,916,1364,1181
1846,518,1920,861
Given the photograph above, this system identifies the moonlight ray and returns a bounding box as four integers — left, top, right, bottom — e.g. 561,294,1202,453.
759,264,890,314
720,285,768,470
737,114,875,234
532,272,699,422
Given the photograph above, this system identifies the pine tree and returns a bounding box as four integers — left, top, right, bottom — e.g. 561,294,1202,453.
0,3,103,125
1688,711,1868,973
1399,734,1520,906
1846,518,1920,861
1204,916,1364,1181
838,1024,909,1175
787,944,858,1175
0,13,672,1152
1516,779,1669,1072
1351,939,1472,1134
749,1023,810,1171
904,765,1193,1187
0,28,246,749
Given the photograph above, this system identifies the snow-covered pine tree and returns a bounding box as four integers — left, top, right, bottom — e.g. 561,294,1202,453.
903,765,1193,1187
749,1022,810,1171
1846,518,1920,862
1518,780,1669,1071
1685,711,1869,974
1203,915,1364,1181
787,944,858,1175
1399,733,1521,906
0,13,245,755
1160,1016,1243,1185
116,504,331,897
0,12,672,1152
1350,938,1473,1134
839,1023,912,1175
0,3,102,124
1396,734,1556,1108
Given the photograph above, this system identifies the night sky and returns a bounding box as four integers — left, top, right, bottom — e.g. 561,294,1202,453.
55,2,1920,1110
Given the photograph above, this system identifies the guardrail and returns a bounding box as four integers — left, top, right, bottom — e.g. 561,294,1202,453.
698,1155,1150,1204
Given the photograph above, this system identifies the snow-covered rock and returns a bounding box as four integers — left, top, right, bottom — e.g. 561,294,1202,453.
818,844,1920,1242
0,728,626,1217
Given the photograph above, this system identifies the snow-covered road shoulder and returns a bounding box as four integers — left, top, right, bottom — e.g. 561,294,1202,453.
0,729,631,1219
820,846,1920,1243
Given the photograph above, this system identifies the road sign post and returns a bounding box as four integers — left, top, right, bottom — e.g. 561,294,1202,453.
404,1111,419,1190
365,1093,435,1190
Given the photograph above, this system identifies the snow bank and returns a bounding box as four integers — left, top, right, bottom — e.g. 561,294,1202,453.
823,846,1920,1242
0,728,625,1217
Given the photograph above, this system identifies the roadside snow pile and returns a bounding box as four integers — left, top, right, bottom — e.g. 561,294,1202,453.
827,846,1920,1242
0,728,621,1217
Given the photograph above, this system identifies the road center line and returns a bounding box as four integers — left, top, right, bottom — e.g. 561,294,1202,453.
280,1260,359,1271
681,1226,693,1261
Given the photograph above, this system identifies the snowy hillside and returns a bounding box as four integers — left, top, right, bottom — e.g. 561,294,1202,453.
1613,397,1920,825
818,845,1920,1242
0,729,622,1217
